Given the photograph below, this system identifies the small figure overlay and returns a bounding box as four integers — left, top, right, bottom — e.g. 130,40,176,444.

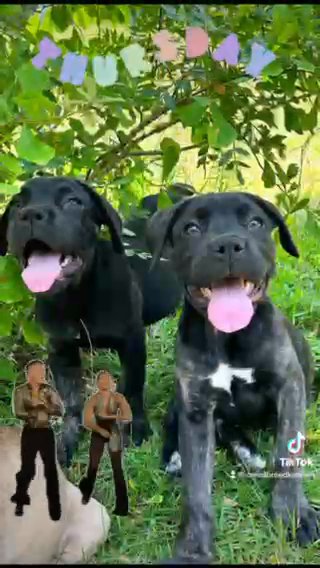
79,370,132,516
11,360,64,521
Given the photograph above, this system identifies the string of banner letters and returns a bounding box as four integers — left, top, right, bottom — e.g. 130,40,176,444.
31,28,276,87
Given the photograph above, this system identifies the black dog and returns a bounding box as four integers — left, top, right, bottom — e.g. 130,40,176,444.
123,183,195,325
0,177,183,465
147,192,319,562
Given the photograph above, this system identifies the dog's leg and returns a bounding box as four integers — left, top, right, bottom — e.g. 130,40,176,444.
118,329,152,446
48,340,83,467
270,366,320,545
162,398,181,477
170,379,215,563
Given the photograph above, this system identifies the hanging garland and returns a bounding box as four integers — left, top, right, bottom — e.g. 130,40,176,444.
31,27,276,86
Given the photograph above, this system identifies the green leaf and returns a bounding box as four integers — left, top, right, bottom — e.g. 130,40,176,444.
274,163,288,186
210,103,237,148
0,256,30,303
262,59,283,78
262,161,276,188
158,191,173,210
290,198,310,214
0,97,11,125
16,127,55,166
287,163,299,180
272,5,298,42
15,93,57,122
160,137,180,181
293,58,315,72
0,183,20,195
216,120,237,148
16,63,50,94
50,5,72,31
22,319,45,345
0,5,22,16
236,169,245,185
207,125,219,147
0,305,12,336
0,358,16,381
0,154,23,176
284,105,303,134
176,101,206,127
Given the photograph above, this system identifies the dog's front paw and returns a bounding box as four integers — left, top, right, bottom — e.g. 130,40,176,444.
163,451,182,478
271,482,320,546
296,506,320,546
131,415,153,446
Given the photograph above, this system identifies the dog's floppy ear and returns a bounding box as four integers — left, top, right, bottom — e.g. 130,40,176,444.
0,198,15,256
244,193,299,258
147,197,192,269
77,181,124,254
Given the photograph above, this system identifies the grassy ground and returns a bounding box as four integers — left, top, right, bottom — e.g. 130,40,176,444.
3,222,320,564
67,320,320,565
73,222,320,565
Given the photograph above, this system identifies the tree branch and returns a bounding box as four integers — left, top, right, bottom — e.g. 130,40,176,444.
91,87,207,176
126,144,200,158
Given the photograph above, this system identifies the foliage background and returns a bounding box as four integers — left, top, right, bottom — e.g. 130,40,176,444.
0,4,320,563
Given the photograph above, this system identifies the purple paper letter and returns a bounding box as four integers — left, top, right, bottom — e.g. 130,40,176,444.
212,33,240,66
32,37,62,70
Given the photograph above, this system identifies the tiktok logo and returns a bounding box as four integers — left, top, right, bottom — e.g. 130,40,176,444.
287,431,306,455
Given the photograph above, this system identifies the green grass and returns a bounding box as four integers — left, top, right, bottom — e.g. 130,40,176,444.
66,314,320,565
3,221,320,563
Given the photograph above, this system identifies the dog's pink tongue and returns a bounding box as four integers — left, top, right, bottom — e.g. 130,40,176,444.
22,253,62,293
207,284,254,333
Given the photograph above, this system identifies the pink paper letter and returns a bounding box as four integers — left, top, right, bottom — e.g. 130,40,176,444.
186,27,209,58
153,30,178,62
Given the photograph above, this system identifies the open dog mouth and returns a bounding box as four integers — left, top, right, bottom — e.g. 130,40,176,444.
188,277,266,334
21,239,83,293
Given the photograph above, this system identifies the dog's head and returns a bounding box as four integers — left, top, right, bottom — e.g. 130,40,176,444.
0,176,123,296
147,192,299,333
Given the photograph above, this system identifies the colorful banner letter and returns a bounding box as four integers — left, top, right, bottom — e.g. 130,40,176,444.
186,27,209,58
120,44,152,78
60,53,88,86
245,43,276,78
92,55,118,87
153,30,178,62
212,33,240,66
32,37,61,70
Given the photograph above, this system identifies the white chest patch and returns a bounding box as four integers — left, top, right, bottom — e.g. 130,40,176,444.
207,363,254,393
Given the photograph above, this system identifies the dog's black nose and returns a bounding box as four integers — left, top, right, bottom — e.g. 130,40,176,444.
18,206,46,223
210,236,246,257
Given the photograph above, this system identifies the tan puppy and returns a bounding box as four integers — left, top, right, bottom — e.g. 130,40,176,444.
0,426,110,564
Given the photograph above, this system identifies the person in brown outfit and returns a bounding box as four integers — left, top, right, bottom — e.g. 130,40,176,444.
11,360,64,520
79,370,132,515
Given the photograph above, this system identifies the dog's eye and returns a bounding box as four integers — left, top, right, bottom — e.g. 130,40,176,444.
184,222,201,236
248,217,263,229
65,197,82,206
